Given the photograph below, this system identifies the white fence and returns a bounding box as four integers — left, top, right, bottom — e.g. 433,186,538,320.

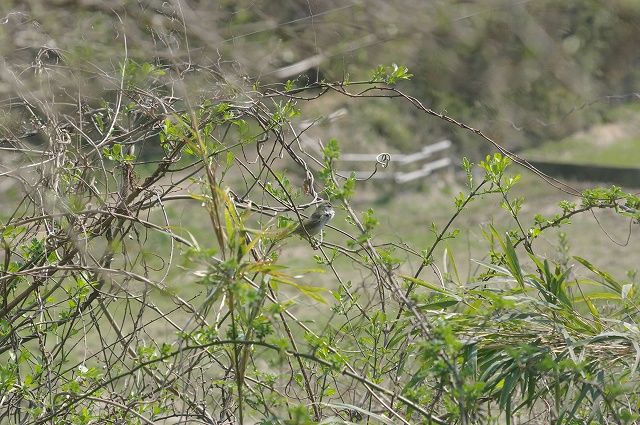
295,108,452,184
340,140,452,183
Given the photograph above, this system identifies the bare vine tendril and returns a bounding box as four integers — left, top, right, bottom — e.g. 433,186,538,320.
337,152,391,181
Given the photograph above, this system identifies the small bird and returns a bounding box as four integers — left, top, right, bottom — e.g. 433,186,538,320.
287,201,335,240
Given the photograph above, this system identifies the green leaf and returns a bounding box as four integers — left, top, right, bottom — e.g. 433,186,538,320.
418,298,460,310
571,292,621,302
400,275,449,294
270,276,329,305
444,243,460,284
573,256,622,293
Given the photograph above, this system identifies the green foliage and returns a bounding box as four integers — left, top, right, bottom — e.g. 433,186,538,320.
1,9,639,424
120,59,165,89
318,139,357,201
321,138,341,163
102,143,136,163
266,170,299,203
370,63,413,84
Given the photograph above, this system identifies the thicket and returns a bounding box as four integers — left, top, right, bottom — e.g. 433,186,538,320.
1,2,640,425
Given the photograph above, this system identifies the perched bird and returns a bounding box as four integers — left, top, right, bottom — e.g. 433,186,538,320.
286,201,335,240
